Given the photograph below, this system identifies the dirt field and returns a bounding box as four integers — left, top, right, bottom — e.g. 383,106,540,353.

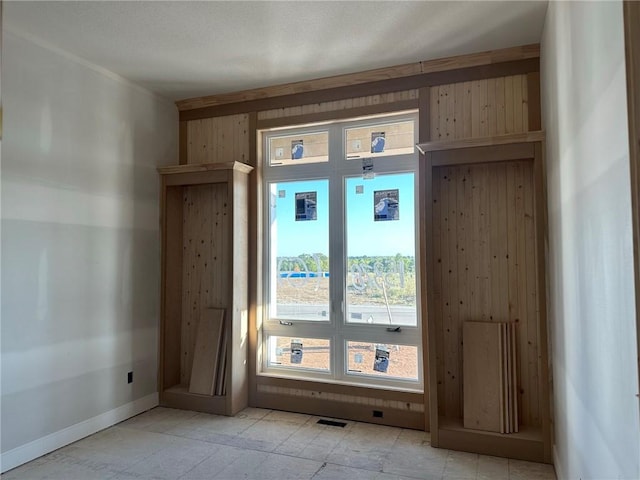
275,277,415,306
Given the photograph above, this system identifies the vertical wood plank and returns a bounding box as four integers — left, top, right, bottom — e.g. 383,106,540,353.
488,163,501,322
463,82,473,139
471,81,482,137
514,161,530,424
527,72,541,131
439,167,451,417
419,87,431,143
439,86,450,140
496,77,506,135
179,121,188,165
454,82,465,140
431,87,440,140
486,78,497,136
187,120,202,164
533,142,551,460
497,164,509,322
505,76,515,134
479,165,491,321
448,165,461,417
468,164,479,320
521,75,530,132
513,75,524,133
432,166,445,417
506,164,519,324
423,153,439,441
446,84,455,140
463,321,504,432
523,161,539,426
478,79,488,137
457,166,469,328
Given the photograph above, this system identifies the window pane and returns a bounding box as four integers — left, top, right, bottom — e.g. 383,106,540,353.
345,120,414,159
269,131,329,166
346,341,419,380
269,180,330,321
268,336,331,371
345,173,417,326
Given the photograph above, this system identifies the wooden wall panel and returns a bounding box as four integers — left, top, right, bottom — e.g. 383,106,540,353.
181,183,230,384
187,114,250,164
257,90,419,121
432,160,538,425
430,75,530,141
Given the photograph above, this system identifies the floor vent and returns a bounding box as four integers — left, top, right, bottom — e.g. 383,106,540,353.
317,419,347,427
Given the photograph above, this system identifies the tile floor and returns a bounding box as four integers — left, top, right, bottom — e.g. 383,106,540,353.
3,407,557,480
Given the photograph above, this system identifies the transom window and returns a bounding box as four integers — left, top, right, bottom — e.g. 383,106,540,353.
260,112,422,391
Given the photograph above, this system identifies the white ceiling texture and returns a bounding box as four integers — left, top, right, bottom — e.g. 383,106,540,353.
4,1,548,102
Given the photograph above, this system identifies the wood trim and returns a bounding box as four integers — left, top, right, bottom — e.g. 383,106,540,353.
527,72,541,131
418,86,431,433
158,161,254,175
248,111,260,407
177,44,539,111
422,151,439,441
533,142,552,462
624,0,640,407
255,99,419,130
255,391,424,430
179,58,540,121
437,419,546,463
416,131,544,154
255,375,423,404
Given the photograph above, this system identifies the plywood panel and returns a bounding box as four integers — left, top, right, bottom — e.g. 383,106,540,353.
430,76,529,141
463,321,504,432
432,160,538,426
187,114,250,165
189,308,225,395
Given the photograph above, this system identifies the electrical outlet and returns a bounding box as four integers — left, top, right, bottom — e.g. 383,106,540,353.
275,147,284,158
353,140,362,150
127,371,133,384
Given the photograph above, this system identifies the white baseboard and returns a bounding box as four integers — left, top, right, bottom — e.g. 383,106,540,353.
553,444,565,480
1,392,159,473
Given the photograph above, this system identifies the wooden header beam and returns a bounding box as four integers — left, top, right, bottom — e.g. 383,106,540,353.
176,43,540,116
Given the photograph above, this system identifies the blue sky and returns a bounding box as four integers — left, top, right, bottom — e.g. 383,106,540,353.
271,173,415,257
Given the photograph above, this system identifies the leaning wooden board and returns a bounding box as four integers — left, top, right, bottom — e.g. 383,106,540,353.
463,321,504,432
463,320,519,433
189,308,225,395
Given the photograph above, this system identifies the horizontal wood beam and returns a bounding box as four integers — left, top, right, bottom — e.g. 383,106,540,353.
157,161,253,175
180,57,539,122
177,44,540,111
416,131,545,154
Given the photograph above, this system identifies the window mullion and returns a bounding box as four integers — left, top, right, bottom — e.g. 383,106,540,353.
328,123,346,381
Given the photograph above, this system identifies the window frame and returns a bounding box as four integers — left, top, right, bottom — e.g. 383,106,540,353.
259,111,423,392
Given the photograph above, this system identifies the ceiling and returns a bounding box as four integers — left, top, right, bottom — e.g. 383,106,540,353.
4,1,548,102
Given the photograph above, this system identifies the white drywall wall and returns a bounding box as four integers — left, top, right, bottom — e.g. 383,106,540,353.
1,30,177,467
541,1,640,478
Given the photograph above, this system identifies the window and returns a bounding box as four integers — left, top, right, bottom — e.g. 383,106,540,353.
261,112,422,390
